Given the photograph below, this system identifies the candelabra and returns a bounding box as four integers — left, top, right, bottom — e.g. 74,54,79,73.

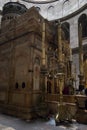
55,21,65,124
55,21,73,124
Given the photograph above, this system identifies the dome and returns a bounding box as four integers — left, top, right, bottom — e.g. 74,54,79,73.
1,2,27,28
2,2,27,15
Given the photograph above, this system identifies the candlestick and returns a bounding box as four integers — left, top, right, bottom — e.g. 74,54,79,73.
42,20,46,66
58,22,62,62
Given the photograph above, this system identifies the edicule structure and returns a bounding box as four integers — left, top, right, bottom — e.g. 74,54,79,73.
0,1,87,124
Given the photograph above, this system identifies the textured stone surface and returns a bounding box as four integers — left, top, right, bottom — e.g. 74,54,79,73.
0,125,15,130
0,0,87,20
0,7,56,119
0,113,87,130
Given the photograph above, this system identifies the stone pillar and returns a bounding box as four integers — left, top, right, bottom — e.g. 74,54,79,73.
70,18,79,88
78,24,84,86
70,19,79,48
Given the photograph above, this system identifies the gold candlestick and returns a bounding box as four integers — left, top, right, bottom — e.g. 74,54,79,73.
42,20,46,66
55,21,65,124
40,19,47,102
58,22,62,62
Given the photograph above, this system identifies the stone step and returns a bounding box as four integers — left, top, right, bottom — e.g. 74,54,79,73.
76,109,87,124
0,125,15,130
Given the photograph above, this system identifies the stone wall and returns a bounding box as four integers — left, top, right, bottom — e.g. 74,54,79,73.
0,0,87,20
0,7,43,119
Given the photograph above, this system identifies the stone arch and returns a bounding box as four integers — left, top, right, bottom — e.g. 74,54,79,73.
47,5,54,19
34,56,41,65
62,0,70,16
61,22,70,41
78,14,87,38
36,7,40,12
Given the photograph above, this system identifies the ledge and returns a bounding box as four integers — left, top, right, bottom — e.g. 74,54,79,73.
0,125,15,130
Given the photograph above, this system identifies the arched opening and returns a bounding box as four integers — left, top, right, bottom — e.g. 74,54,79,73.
15,82,18,89
47,80,52,93
47,6,54,19
61,22,70,41
22,82,25,88
78,14,87,38
36,7,40,12
62,0,70,16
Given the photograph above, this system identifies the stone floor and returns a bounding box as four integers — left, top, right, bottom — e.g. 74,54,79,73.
0,113,87,130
